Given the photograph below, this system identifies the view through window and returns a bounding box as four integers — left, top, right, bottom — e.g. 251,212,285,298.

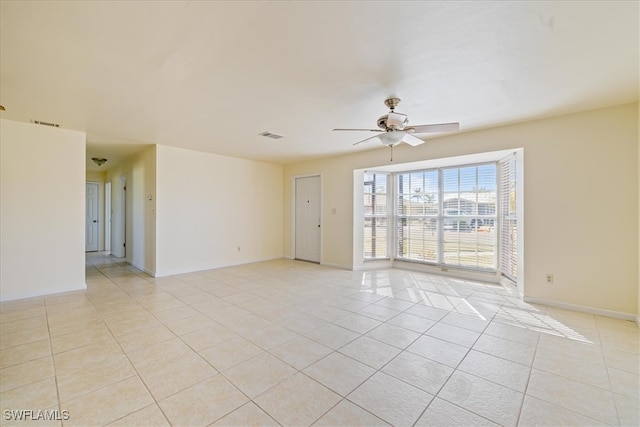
365,163,500,273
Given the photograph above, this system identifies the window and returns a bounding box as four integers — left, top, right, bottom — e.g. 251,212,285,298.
365,163,499,273
364,172,389,260
396,170,438,263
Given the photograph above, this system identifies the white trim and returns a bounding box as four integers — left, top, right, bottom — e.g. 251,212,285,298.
321,261,354,271
523,296,637,322
0,283,87,302
352,260,393,271
153,256,283,278
129,260,155,277
636,315,640,329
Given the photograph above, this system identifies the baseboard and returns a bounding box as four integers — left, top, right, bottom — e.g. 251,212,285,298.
636,314,640,329
321,261,354,271
352,261,393,271
0,282,87,302
128,260,156,277
523,296,637,322
153,256,283,278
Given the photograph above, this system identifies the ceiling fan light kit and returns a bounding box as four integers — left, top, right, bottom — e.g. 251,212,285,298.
333,97,460,160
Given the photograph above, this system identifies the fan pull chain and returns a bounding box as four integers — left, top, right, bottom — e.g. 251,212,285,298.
390,145,393,162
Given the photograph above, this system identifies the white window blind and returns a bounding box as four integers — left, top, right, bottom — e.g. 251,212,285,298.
499,154,518,280
441,164,497,270
394,164,497,270
364,172,389,260
396,170,439,263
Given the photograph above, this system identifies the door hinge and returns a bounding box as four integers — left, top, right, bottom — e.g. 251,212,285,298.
123,243,126,247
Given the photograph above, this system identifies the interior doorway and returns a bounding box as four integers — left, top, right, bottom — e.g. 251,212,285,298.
85,182,99,252
294,175,321,263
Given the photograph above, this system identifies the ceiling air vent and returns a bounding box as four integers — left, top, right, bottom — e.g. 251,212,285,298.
32,120,60,127
259,131,284,140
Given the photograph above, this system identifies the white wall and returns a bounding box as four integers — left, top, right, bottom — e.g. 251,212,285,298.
0,119,86,301
283,103,638,316
155,145,283,277
105,146,156,274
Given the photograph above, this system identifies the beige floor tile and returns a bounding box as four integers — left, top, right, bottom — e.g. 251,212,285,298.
114,324,176,354
382,351,453,394
106,404,170,427
56,354,136,402
483,321,540,346
199,336,265,372
0,307,46,323
458,350,530,392
5,255,638,426
48,316,104,338
0,316,48,336
608,367,640,400
604,347,640,375
126,337,191,370
533,347,610,389
162,312,219,336
365,323,421,349
438,371,523,426
135,351,217,400
526,369,618,425
0,326,49,350
339,336,401,369
254,373,341,426
305,324,360,350
104,311,163,337
518,395,609,427
406,335,468,368
472,333,536,366
313,399,390,426
223,353,296,398
386,312,436,333
426,322,482,348
0,339,51,369
50,324,113,354
270,336,332,370
242,324,300,350
53,338,122,374
348,371,433,427
159,375,248,426
333,313,382,334
440,311,490,333
0,356,54,393
180,324,237,351
63,376,154,427
211,402,279,426
0,377,58,415
614,392,640,427
415,397,499,427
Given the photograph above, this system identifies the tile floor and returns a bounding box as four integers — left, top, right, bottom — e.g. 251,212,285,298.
1,253,638,426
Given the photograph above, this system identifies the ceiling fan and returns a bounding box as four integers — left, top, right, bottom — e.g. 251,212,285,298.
333,97,459,159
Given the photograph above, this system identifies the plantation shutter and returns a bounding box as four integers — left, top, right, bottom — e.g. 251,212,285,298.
499,153,518,280
364,172,390,260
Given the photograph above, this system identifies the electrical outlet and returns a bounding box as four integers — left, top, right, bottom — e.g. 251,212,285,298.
546,274,554,283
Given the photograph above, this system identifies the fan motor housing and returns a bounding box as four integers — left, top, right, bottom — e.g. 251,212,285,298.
377,115,388,130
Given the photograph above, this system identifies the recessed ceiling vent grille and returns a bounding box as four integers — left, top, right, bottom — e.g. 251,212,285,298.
259,131,284,140
32,120,60,127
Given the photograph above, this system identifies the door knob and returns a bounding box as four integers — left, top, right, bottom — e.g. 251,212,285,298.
92,220,97,223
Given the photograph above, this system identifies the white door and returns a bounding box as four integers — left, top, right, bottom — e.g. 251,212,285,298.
86,182,99,252
295,175,321,262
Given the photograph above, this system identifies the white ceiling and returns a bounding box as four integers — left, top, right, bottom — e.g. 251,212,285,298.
1,1,638,168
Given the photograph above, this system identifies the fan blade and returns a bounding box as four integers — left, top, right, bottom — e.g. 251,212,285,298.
402,133,425,146
387,112,407,128
407,122,460,133
353,134,382,146
333,128,382,132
